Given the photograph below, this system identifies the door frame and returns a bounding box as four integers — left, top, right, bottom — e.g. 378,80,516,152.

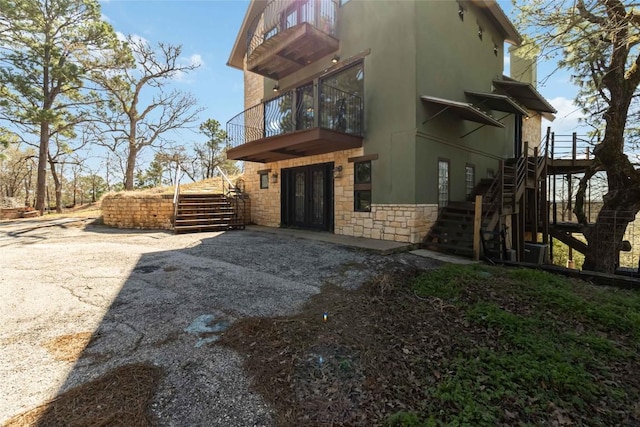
281,162,334,231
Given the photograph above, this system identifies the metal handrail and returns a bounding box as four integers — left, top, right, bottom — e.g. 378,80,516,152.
172,164,181,228
226,83,363,149
214,165,236,194
214,165,247,230
246,0,338,58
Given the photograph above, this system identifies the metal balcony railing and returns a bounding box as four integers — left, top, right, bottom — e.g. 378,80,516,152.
226,83,363,149
246,0,338,58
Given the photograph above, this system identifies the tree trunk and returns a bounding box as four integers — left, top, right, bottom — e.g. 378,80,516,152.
580,75,640,273
582,204,639,273
35,123,49,214
48,157,62,213
124,145,137,191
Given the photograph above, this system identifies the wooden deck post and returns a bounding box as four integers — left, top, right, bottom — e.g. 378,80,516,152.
532,147,539,243
473,195,482,261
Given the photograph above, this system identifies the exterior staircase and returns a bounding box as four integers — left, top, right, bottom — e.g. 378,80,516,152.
174,193,245,234
422,199,504,258
422,145,541,260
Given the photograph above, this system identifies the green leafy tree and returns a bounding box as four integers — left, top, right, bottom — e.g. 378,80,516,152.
196,118,237,179
77,173,106,203
514,0,640,273
93,35,202,190
0,0,121,214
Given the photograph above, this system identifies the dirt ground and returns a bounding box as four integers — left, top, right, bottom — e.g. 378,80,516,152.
0,217,439,426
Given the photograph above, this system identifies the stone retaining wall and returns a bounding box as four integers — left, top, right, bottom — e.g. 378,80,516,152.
0,208,39,220
0,208,21,220
101,193,252,231
101,194,174,230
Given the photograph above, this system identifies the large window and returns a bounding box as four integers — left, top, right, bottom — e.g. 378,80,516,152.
465,164,475,198
322,62,364,97
354,160,371,212
320,62,364,133
438,159,449,209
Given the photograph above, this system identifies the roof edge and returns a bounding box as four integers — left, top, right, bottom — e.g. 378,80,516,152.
472,0,522,46
228,0,266,70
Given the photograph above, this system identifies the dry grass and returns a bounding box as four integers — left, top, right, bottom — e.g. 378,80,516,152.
5,363,162,427
42,332,94,363
100,175,244,199
220,265,640,426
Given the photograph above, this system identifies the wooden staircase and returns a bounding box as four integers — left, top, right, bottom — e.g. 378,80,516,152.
422,199,504,258
423,140,547,260
174,193,245,234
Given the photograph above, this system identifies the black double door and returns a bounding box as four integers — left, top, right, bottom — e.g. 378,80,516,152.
281,162,333,231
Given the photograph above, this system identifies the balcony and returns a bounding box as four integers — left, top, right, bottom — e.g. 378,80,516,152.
226,84,363,163
246,0,339,80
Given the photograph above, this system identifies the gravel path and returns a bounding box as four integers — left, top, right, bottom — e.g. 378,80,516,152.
0,218,440,426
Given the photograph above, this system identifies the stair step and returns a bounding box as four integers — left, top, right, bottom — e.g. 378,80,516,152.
175,216,233,223
439,211,475,221
178,201,231,205
431,219,474,229
422,242,474,257
176,212,233,218
175,224,230,234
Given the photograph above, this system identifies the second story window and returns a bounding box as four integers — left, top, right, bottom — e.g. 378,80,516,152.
320,62,364,133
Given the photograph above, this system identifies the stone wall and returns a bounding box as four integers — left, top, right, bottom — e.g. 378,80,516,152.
242,149,438,244
523,115,543,153
244,61,264,109
338,204,439,244
0,208,21,220
0,208,39,220
101,194,174,230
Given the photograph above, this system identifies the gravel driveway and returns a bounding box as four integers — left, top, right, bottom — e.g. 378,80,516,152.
0,218,439,426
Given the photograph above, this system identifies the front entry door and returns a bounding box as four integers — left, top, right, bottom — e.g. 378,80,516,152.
281,163,333,231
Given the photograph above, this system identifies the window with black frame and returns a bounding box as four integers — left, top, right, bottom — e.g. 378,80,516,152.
354,160,371,212
438,159,449,209
260,173,269,189
465,164,475,198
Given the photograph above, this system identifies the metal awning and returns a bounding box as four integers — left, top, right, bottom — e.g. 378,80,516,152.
421,95,505,128
492,80,557,113
464,90,529,116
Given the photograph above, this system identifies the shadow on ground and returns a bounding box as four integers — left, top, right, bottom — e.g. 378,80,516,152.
3,224,440,426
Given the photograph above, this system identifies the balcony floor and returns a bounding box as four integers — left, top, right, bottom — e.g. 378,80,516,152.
226,128,363,163
247,23,339,80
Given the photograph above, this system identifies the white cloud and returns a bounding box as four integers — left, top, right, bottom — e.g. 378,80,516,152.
543,96,587,136
101,13,110,23
189,54,204,68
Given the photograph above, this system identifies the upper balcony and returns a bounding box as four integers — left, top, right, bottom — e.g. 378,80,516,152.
226,83,363,163
246,0,339,80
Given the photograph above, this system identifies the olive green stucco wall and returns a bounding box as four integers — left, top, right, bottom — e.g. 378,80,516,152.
414,0,515,204
339,0,417,205
262,0,418,205
252,0,520,206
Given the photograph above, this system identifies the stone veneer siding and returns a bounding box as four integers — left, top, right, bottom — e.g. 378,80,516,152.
523,115,543,153
102,194,174,230
243,148,438,244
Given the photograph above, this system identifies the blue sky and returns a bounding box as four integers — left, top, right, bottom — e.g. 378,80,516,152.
100,0,250,144
97,0,585,169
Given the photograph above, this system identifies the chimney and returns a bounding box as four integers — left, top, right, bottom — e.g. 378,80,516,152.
509,46,537,86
